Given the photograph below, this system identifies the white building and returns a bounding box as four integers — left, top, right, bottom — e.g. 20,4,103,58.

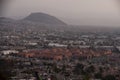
1,50,19,55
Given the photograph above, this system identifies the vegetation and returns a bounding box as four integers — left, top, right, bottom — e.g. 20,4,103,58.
102,75,116,80
0,59,15,80
73,63,84,75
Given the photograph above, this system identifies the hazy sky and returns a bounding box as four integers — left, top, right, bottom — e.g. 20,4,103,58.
2,0,120,26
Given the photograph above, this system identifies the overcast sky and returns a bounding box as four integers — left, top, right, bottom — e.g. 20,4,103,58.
1,0,120,26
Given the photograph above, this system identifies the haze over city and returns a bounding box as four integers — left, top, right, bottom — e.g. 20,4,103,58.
1,1,120,80
0,0,120,26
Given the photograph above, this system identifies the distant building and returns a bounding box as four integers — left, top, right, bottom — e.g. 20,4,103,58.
1,50,19,55
48,43,67,47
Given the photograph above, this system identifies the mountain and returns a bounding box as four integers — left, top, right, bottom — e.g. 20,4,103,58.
0,15,67,31
0,17,14,22
23,12,67,25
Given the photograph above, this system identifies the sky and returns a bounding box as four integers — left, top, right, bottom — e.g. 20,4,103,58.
1,0,120,27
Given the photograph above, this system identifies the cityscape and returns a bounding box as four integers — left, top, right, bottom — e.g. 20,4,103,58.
0,0,120,80
0,14,120,80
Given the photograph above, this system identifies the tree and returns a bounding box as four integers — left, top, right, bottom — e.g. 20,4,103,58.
52,64,61,73
102,75,116,80
85,65,95,73
51,75,58,80
0,59,15,80
94,72,102,79
73,63,84,75
83,74,91,80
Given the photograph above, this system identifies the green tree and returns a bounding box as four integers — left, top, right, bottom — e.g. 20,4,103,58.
73,63,84,75
0,59,15,80
94,72,102,79
85,65,95,73
83,74,91,80
102,75,116,80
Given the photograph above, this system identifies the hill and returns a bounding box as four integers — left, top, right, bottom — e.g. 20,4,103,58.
23,12,67,25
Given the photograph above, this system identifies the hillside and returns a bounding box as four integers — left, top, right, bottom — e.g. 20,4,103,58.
23,12,67,25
